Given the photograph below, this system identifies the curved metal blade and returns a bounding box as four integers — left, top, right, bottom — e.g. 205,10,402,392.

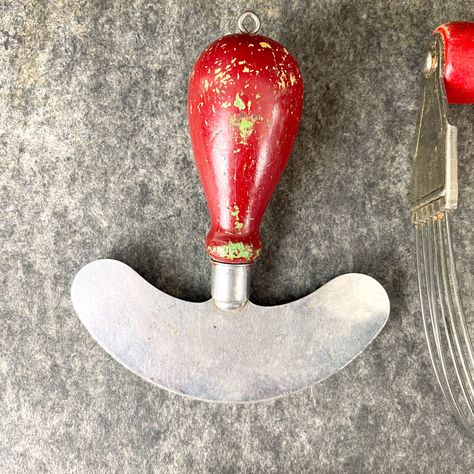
71,259,389,402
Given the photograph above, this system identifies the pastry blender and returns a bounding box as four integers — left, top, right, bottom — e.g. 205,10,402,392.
412,21,474,437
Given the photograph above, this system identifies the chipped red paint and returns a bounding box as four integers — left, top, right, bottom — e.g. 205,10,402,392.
435,22,474,104
188,33,304,263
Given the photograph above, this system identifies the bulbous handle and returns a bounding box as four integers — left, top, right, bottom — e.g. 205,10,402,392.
435,22,474,104
188,16,304,264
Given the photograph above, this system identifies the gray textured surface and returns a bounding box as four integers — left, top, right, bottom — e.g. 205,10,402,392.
2,0,474,472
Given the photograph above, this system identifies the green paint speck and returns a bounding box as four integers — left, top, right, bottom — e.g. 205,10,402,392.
234,93,246,111
239,118,254,142
212,242,253,261
230,205,243,231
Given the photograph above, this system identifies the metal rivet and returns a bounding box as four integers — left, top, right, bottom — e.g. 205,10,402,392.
423,48,437,77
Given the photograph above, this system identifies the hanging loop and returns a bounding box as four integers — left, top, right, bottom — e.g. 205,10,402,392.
237,11,261,34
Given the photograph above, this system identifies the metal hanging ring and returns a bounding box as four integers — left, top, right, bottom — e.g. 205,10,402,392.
237,11,261,34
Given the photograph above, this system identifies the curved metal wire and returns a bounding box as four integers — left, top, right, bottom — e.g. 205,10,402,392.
415,215,474,437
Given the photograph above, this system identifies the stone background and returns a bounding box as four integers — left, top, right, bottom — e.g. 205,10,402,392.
2,0,474,472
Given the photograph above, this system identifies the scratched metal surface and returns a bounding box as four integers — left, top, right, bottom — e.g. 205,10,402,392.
2,1,474,472
70,260,389,402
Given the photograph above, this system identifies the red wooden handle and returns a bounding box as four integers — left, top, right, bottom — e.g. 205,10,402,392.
188,32,304,264
435,22,474,104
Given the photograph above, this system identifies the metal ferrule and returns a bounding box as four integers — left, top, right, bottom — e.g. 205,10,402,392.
410,34,458,224
211,261,251,312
